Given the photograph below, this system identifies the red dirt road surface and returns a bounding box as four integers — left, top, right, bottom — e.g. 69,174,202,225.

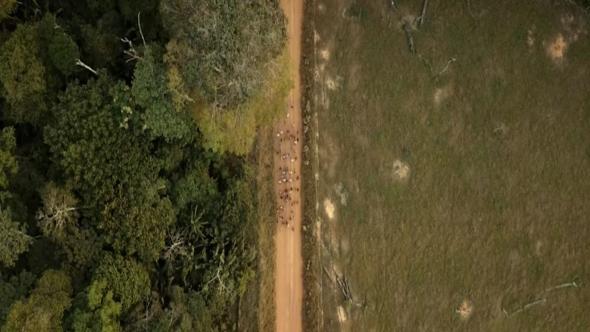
274,0,303,331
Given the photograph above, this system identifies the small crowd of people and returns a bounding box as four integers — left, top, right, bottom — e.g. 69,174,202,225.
275,124,301,231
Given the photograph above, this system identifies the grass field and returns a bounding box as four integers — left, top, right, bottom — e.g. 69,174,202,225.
239,125,277,332
307,0,590,330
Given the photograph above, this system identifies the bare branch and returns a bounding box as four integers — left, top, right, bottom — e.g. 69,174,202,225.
502,279,581,317
162,230,191,260
120,37,142,62
138,12,146,47
75,59,98,75
503,298,546,317
418,0,429,27
437,57,457,77
542,280,580,294
37,183,80,236
120,37,133,49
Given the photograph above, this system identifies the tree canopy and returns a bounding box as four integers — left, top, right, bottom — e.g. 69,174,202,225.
160,0,286,109
0,0,285,330
0,23,47,124
0,208,31,267
2,270,72,332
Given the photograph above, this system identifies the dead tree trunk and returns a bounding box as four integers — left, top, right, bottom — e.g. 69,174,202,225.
75,59,98,75
403,23,416,54
418,0,429,27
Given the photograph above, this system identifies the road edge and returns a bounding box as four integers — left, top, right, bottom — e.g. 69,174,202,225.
300,0,323,331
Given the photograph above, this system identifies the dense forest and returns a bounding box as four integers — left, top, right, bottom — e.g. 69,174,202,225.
0,0,286,330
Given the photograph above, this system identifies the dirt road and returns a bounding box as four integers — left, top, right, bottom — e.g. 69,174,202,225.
274,0,303,331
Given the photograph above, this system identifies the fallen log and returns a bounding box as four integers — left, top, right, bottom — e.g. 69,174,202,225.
418,0,429,27
402,23,416,54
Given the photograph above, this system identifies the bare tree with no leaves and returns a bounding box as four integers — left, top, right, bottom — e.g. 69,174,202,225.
37,182,79,237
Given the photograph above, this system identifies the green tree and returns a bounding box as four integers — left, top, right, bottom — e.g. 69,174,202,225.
0,1,277,330
48,30,80,76
163,165,257,323
79,11,124,70
197,178,256,306
57,227,101,269
101,185,175,262
171,158,217,213
45,77,175,261
148,286,214,332
68,280,122,332
36,13,80,79
0,208,31,267
92,255,150,311
87,281,122,332
0,271,35,325
159,0,289,153
0,128,17,190
0,23,46,124
191,51,290,154
2,270,72,332
44,77,158,206
37,183,100,268
160,0,286,109
131,47,193,141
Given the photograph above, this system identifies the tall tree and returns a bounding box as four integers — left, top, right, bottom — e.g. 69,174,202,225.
131,46,193,142
45,77,175,260
0,208,31,267
45,77,157,205
2,270,72,332
101,184,175,262
37,182,100,268
0,127,17,191
92,255,150,312
160,0,286,109
0,127,32,268
147,286,214,332
0,271,35,325
47,28,80,77
159,0,288,154
68,280,122,332
0,23,46,124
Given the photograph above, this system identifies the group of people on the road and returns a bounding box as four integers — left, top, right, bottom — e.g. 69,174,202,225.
275,121,301,231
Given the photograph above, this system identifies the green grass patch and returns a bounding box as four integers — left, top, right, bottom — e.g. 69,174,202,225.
310,0,590,330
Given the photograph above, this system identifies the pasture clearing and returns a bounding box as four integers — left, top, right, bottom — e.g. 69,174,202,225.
304,0,590,330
